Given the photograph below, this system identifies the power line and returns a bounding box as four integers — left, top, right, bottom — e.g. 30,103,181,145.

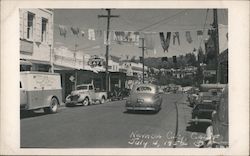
136,10,189,32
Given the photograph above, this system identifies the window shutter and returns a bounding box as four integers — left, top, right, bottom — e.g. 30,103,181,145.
19,10,24,39
23,11,28,39
35,15,41,42
47,18,53,45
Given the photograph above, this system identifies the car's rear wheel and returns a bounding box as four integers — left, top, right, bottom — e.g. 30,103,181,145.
82,97,89,106
44,97,59,113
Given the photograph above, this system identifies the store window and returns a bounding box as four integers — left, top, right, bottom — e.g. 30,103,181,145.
27,12,35,39
41,18,48,42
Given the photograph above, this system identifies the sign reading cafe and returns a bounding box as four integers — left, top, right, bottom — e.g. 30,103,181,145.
88,55,105,67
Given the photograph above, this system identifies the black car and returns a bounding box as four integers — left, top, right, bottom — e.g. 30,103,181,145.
192,103,217,120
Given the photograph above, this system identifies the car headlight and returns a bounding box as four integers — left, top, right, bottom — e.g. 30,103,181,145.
66,95,71,101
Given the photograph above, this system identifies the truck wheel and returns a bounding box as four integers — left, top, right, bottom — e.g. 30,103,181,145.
82,97,89,106
44,97,59,114
100,96,106,104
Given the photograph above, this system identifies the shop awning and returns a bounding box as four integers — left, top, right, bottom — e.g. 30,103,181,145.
20,59,32,66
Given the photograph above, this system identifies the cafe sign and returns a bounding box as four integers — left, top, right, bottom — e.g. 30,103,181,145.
88,55,105,67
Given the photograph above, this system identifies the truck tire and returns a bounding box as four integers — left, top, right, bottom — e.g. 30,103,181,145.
82,97,89,106
44,97,59,114
100,96,106,104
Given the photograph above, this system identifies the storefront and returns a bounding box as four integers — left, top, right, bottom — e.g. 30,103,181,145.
55,69,100,101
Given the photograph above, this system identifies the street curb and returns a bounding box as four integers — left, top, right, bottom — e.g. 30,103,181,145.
176,94,189,131
174,94,193,147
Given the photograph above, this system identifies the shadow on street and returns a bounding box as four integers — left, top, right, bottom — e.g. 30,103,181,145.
20,110,48,119
123,110,159,115
186,122,211,133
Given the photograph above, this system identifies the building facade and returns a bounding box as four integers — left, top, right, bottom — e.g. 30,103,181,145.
20,9,54,72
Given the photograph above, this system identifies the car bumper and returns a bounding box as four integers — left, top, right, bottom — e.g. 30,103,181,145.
126,106,157,111
65,100,80,105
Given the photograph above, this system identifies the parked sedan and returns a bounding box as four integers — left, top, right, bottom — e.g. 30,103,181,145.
191,103,217,124
125,84,162,112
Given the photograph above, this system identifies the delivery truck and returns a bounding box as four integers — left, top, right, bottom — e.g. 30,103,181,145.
20,71,62,113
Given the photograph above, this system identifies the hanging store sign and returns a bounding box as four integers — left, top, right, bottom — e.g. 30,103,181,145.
88,56,105,67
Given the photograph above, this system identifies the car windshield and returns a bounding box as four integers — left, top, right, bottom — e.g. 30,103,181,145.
136,86,153,93
76,86,88,90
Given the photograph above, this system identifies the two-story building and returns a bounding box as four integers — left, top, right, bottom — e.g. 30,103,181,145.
20,9,53,72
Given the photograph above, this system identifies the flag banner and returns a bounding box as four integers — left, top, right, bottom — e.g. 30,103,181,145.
143,33,155,50
59,25,67,38
197,30,203,36
159,32,167,52
113,31,140,45
173,32,180,45
81,30,85,37
71,27,80,36
185,31,193,43
88,29,96,40
159,32,171,52
166,32,171,51
95,29,103,38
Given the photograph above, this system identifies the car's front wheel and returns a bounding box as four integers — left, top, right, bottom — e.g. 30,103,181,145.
82,97,89,106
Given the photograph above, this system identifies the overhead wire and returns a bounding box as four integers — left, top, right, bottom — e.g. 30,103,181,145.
136,10,189,32
56,9,227,57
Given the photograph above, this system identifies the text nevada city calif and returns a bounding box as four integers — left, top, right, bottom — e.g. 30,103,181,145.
128,131,207,148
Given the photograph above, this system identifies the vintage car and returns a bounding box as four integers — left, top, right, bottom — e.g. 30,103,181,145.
65,84,107,106
191,86,224,108
125,84,162,112
191,103,217,124
203,85,228,148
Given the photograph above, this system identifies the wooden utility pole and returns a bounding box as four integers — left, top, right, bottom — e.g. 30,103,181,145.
213,9,220,83
139,38,146,83
98,9,119,94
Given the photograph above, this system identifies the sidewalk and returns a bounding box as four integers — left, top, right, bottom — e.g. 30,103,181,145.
175,94,208,148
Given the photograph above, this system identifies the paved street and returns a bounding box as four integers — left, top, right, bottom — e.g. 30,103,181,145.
21,93,207,148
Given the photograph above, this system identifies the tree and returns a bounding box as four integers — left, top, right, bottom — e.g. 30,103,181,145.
185,53,197,66
198,47,205,64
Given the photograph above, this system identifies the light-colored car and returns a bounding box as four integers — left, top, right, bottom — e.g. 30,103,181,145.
65,84,107,106
125,84,162,112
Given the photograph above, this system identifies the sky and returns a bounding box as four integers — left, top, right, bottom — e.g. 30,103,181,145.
54,9,228,59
